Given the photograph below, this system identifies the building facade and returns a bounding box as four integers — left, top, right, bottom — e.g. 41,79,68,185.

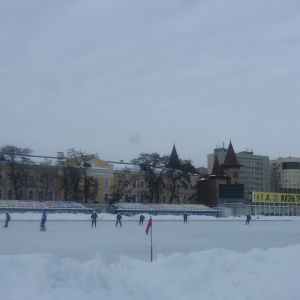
0,148,198,205
198,141,244,206
208,146,269,200
270,157,300,194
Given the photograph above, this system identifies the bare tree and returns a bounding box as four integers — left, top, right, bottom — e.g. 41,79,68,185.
36,159,59,201
0,145,34,200
109,168,138,204
131,153,169,203
56,149,98,203
57,160,82,201
66,149,98,203
165,158,198,204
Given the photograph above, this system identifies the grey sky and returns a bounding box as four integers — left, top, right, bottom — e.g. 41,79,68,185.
1,0,299,167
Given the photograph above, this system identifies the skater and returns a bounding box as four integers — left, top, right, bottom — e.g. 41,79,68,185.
4,211,10,227
183,212,188,223
91,211,98,227
139,214,145,225
40,210,47,231
245,214,251,225
116,213,122,227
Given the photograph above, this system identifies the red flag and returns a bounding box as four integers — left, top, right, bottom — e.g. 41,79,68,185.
145,217,152,235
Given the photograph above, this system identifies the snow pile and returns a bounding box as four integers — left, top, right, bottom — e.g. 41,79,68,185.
1,246,299,300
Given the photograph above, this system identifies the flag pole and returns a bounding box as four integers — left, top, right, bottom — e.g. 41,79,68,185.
150,218,153,262
146,217,153,262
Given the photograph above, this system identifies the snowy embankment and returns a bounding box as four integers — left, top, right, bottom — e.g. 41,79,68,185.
1,246,299,300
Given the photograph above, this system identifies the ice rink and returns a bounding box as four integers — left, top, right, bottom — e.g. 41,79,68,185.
2,218,300,263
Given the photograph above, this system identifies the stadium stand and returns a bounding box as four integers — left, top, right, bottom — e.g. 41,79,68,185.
114,202,219,217
0,200,88,212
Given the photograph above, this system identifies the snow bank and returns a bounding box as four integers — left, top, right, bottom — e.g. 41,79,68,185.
1,246,299,300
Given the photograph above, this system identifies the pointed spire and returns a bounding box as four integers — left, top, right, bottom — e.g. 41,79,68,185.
167,145,181,170
222,141,242,168
211,155,223,175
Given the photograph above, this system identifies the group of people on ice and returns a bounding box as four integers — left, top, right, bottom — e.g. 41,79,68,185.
90,211,123,227
2,210,47,230
2,209,252,228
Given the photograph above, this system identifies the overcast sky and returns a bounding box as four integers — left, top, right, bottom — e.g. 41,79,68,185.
1,0,299,167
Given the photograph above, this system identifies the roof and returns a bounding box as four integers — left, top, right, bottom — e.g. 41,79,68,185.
167,145,181,170
211,155,223,176
222,141,242,169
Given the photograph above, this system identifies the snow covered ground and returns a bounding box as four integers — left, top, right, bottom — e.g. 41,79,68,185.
1,212,300,300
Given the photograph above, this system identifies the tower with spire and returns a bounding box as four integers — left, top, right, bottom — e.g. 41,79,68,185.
197,140,243,206
221,140,242,184
167,144,181,170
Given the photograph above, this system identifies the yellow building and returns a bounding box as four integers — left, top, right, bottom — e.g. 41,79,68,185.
1,149,199,204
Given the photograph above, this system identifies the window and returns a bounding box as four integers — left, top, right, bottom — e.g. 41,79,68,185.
9,175,13,183
49,175,54,186
125,194,129,202
116,180,121,188
39,191,44,201
29,175,34,184
132,194,137,202
140,181,144,188
29,191,33,200
20,176,25,184
140,194,144,202
94,181,100,195
0,189,2,199
40,176,44,184
0,173,3,183
133,180,137,188
105,179,109,187
48,191,53,200
8,190,13,199
18,190,23,200
162,195,166,203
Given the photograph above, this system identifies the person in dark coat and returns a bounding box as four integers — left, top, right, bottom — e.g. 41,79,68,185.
40,210,47,231
116,213,122,227
183,212,188,223
139,214,145,225
4,211,10,227
91,211,98,227
245,214,251,225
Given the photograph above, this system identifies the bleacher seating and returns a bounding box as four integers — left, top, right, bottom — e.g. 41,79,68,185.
115,202,219,216
0,200,87,211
